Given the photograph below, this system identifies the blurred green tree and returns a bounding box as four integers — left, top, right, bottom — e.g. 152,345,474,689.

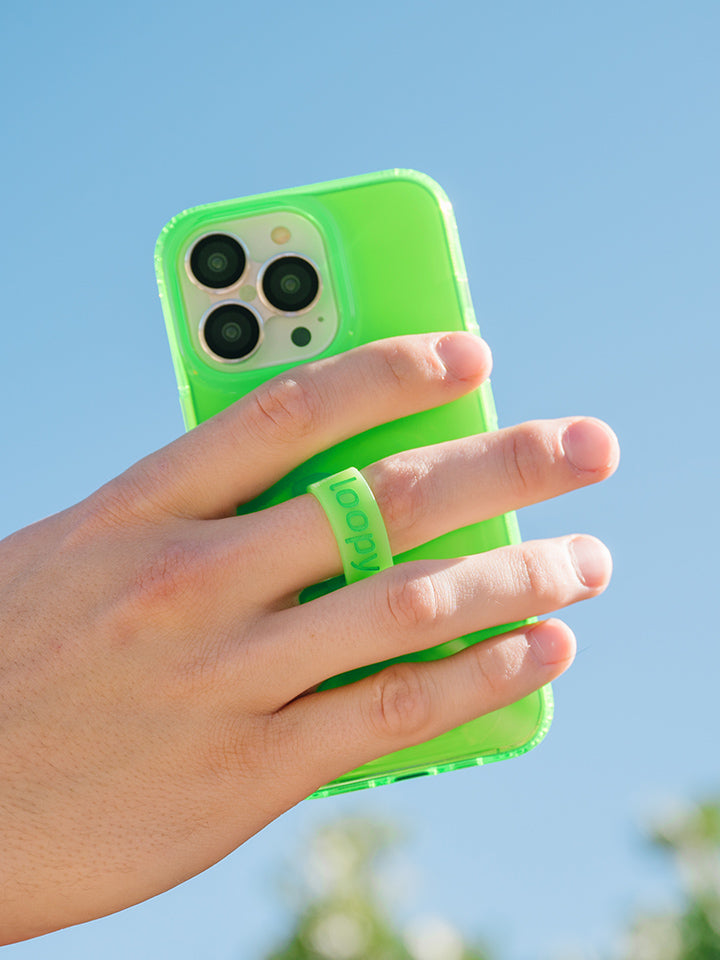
262,798,720,960
264,816,492,960
616,799,720,960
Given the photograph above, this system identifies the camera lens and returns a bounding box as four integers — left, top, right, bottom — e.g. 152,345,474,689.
189,234,246,289
201,303,261,361
261,256,319,312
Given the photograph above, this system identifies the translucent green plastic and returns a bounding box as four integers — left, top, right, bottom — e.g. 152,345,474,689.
307,469,394,585
155,169,552,797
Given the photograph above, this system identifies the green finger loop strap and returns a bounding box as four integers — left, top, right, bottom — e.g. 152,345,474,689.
307,468,394,585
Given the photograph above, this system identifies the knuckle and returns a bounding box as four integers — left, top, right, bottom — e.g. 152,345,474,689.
368,664,431,740
124,539,209,616
174,635,227,699
385,571,444,631
468,631,534,699
55,487,152,561
380,342,422,390
516,541,570,607
74,482,145,538
183,621,260,702
223,711,310,796
205,714,268,784
248,375,321,445
502,424,550,496
370,456,429,536
467,643,502,699
204,722,241,783
80,453,179,535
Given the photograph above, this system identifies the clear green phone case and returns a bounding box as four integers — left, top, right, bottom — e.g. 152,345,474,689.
155,169,552,797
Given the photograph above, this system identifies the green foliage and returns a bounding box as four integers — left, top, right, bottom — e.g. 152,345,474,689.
617,799,720,960
262,798,720,960
264,817,491,960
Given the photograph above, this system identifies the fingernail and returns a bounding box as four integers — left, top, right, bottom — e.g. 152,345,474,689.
562,419,618,473
569,536,612,589
435,333,490,381
527,619,576,667
528,619,576,667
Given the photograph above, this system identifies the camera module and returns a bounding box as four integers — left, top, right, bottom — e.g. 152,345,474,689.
189,234,246,289
260,255,319,313
201,303,261,361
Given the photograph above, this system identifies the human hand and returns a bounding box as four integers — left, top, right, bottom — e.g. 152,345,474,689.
0,332,618,942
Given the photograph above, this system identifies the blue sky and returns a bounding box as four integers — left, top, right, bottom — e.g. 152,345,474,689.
1,1,719,958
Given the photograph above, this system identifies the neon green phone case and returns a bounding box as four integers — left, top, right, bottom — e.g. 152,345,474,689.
155,169,552,797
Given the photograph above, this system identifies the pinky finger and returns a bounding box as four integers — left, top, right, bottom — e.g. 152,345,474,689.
270,618,576,795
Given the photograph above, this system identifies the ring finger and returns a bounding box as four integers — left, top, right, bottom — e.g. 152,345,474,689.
252,533,611,709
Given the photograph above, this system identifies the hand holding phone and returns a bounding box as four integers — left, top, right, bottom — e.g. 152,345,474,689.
0,328,617,941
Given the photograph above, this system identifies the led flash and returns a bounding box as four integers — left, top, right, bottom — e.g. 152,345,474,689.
271,226,291,245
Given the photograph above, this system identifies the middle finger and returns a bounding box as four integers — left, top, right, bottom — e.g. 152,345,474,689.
227,415,618,602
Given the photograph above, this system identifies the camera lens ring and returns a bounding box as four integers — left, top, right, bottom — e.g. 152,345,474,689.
199,301,263,363
258,253,321,315
186,233,248,291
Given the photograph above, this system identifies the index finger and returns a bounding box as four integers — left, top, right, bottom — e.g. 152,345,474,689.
113,332,491,519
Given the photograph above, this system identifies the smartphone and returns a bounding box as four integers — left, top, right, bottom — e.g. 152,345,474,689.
155,169,552,797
